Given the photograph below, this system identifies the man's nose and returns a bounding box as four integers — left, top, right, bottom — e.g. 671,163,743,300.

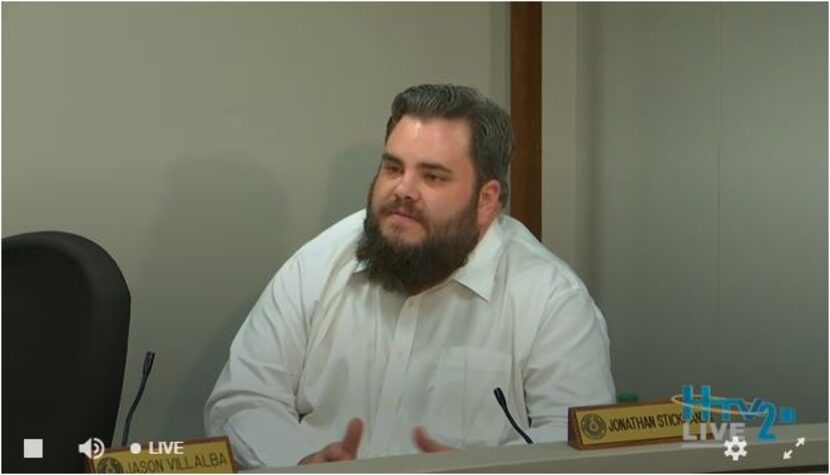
392,171,421,202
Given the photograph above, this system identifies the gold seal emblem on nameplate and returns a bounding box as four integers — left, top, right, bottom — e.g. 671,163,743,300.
95,457,124,473
579,413,608,440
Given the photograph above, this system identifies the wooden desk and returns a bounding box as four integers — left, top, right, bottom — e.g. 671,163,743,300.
256,423,827,473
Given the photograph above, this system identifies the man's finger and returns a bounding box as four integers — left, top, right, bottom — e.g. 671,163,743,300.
298,419,364,465
413,427,453,453
297,451,323,465
322,443,350,462
341,418,364,455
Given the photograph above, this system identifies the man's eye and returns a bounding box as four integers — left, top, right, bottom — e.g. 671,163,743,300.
383,164,402,174
425,173,446,183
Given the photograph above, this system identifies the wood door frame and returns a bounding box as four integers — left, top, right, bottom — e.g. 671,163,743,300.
510,2,543,240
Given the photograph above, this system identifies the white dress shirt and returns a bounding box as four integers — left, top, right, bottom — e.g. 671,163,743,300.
205,210,615,469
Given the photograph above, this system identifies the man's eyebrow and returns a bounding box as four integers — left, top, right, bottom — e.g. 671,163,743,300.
381,153,453,175
381,153,403,165
418,162,453,175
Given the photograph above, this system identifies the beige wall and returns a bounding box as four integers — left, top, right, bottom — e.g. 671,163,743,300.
543,3,827,421
2,2,509,442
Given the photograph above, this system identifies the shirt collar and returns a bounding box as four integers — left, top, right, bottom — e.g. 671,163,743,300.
352,215,506,302
354,257,369,274
449,216,504,302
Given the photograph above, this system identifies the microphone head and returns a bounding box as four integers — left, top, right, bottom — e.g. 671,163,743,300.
494,387,506,406
143,351,155,375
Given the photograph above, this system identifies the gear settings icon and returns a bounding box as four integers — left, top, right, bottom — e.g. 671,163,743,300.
723,436,748,461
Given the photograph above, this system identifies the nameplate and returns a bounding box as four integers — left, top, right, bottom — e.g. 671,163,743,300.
85,437,236,473
568,401,705,449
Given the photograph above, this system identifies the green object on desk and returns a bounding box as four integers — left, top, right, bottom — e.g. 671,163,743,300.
617,392,639,403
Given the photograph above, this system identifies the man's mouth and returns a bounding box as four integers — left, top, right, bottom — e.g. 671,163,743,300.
377,199,424,223
391,210,416,220
381,205,423,224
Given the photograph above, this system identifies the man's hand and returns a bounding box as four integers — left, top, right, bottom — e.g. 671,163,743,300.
298,418,364,465
413,427,454,453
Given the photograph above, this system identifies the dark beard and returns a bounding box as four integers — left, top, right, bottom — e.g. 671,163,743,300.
355,189,480,295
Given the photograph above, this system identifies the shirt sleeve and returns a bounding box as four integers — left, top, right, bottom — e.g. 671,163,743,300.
517,286,616,444
204,254,318,469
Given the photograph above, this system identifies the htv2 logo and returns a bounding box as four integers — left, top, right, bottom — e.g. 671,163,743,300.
680,384,796,441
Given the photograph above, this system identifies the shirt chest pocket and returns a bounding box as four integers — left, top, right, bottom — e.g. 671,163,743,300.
423,347,513,448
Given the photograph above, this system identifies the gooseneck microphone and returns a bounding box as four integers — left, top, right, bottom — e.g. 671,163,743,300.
494,387,534,444
121,351,156,446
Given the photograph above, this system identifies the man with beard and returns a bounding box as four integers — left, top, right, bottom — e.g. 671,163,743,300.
205,84,615,469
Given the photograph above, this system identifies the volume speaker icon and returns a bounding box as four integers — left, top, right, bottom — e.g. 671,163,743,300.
78,437,105,460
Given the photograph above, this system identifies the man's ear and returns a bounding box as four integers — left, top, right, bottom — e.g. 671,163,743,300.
477,179,502,227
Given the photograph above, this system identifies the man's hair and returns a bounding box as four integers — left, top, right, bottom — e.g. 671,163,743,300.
384,84,514,207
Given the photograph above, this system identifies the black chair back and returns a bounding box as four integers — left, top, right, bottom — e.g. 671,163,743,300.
2,231,130,472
